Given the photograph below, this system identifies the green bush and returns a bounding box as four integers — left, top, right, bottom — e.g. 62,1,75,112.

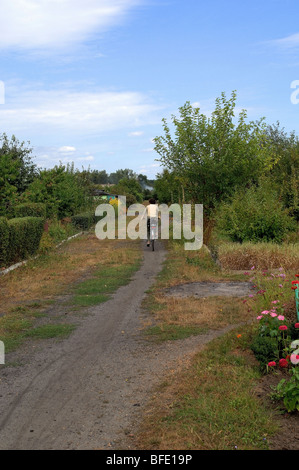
215,180,297,243
250,335,278,368
7,217,44,265
71,212,96,230
0,217,9,267
21,164,92,219
14,202,46,219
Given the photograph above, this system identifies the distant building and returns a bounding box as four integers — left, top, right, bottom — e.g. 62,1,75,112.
92,189,118,201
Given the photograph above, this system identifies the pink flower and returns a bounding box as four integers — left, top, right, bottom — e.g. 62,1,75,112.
295,323,299,329
279,325,288,331
290,354,299,365
261,310,269,315
272,300,279,304
279,284,283,288
270,312,277,317
277,315,285,321
257,316,263,320
268,361,276,367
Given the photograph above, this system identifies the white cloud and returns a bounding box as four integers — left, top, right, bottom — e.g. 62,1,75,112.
58,146,76,153
128,131,144,136
79,155,95,161
0,0,142,50
0,83,163,136
138,162,161,177
268,32,299,50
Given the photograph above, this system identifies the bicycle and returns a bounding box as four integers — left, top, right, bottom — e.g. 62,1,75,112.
148,218,158,251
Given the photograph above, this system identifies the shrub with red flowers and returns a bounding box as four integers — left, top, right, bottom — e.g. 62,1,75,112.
249,270,299,412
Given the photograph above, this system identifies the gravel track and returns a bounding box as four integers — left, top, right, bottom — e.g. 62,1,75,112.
0,241,236,450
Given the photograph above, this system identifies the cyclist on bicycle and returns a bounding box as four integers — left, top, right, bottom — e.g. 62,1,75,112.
142,198,159,246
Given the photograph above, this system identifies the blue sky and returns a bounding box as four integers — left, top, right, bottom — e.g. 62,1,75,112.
0,0,298,178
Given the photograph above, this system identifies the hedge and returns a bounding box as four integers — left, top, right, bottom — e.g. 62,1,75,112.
14,203,46,219
0,217,9,267
71,212,103,230
0,217,44,267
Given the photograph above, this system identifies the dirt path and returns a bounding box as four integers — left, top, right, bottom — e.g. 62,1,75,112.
0,241,236,450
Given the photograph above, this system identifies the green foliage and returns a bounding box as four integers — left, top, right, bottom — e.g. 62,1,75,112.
154,91,274,211
123,193,137,207
38,232,55,254
215,180,297,243
251,335,279,368
6,217,44,265
154,169,181,204
87,169,109,185
0,134,37,216
22,163,92,219
71,212,100,230
38,219,77,253
0,217,9,266
271,368,299,412
108,168,137,184
0,154,20,217
266,123,299,220
0,134,37,190
14,202,46,219
48,219,69,243
114,177,144,202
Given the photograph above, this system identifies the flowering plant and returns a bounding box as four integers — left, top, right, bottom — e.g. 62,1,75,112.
271,367,299,412
249,269,299,412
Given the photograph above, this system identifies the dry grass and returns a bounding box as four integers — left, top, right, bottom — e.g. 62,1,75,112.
218,241,299,271
0,233,141,315
137,238,296,450
148,294,252,331
144,241,255,333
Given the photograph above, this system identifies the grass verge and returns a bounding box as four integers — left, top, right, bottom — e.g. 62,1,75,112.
137,326,279,450
138,239,284,450
142,240,253,334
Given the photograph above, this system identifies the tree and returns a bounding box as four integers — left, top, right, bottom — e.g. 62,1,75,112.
116,177,143,202
154,169,181,204
0,133,37,192
153,91,276,213
215,178,297,243
266,122,299,220
0,134,37,216
88,169,109,185
22,163,92,219
108,168,137,185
